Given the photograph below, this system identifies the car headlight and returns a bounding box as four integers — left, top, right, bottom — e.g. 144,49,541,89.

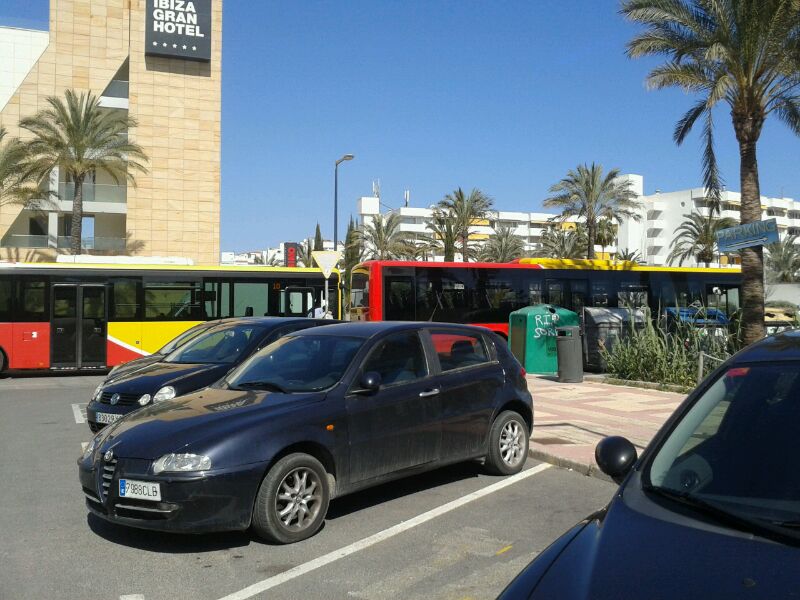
153,386,176,403
152,453,212,474
82,434,101,459
138,394,152,406
92,384,103,402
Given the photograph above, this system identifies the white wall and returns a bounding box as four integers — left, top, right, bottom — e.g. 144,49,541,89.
0,26,49,111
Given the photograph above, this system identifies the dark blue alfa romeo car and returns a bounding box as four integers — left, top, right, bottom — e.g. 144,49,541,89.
78,322,532,544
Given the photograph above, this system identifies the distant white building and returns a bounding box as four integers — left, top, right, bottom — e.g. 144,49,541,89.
356,173,800,267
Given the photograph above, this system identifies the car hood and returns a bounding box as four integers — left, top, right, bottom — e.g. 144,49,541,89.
97,387,323,460
101,361,232,396
105,354,163,382
531,486,796,599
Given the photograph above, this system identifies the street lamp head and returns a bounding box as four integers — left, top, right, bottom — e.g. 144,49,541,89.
336,154,355,165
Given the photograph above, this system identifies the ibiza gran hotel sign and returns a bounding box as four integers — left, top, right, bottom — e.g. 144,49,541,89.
145,0,212,62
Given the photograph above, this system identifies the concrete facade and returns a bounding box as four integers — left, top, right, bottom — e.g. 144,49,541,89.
0,0,222,264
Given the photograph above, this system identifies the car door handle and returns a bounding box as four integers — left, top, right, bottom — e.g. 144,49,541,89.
419,388,440,398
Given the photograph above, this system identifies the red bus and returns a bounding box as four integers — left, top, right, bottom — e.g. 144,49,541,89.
0,262,340,372
349,258,743,338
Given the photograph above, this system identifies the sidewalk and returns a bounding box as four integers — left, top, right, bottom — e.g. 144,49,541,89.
526,375,686,478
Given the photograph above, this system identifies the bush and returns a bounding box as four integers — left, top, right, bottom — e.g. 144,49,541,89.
600,310,737,387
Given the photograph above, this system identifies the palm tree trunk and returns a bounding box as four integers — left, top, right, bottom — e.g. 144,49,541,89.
586,222,596,259
737,134,766,346
70,174,84,254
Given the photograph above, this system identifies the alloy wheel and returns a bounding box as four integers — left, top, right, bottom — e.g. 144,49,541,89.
499,420,525,467
274,467,323,531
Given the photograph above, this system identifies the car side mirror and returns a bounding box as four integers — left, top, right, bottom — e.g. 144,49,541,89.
356,371,381,394
595,436,638,484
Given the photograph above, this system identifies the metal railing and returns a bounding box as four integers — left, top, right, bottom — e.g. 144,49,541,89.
57,236,126,251
2,234,49,248
58,182,127,204
697,351,726,384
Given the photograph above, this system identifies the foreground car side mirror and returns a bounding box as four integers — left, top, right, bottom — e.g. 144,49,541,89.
355,371,382,394
595,436,638,484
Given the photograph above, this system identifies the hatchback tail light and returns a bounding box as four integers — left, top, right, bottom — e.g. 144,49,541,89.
520,366,526,378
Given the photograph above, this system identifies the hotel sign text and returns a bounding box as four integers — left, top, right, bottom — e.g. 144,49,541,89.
145,0,212,62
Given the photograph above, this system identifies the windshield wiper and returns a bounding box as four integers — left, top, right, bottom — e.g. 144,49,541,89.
642,483,800,546
232,381,288,393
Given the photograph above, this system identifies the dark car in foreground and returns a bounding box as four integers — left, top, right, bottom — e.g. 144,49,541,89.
86,317,332,432
78,321,532,543
499,331,800,600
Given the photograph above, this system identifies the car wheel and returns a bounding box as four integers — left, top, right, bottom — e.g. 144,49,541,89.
252,453,330,544
484,410,529,475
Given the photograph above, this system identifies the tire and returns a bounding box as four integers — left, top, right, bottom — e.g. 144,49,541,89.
0,349,5,373
484,411,529,475
252,453,330,544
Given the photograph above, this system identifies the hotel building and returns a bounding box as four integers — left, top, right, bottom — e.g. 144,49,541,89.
0,0,222,264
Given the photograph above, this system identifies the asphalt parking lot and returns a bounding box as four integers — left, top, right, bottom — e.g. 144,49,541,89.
0,375,615,600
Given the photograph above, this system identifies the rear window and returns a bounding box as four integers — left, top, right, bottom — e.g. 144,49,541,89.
430,331,490,372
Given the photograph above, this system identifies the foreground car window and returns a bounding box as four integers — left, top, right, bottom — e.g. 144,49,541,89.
646,363,800,528
430,331,490,372
165,324,264,364
362,332,428,386
226,335,364,392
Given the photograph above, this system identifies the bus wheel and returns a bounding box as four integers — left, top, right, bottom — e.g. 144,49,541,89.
0,349,6,373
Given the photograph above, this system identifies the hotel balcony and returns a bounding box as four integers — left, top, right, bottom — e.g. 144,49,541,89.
3,235,126,251
58,182,127,205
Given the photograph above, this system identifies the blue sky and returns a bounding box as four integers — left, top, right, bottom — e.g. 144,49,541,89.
2,1,799,252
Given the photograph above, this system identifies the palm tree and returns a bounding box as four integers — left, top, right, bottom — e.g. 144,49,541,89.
765,235,800,283
544,163,641,259
479,225,526,263
534,227,587,259
356,213,411,260
622,0,800,344
616,247,642,262
0,127,44,210
424,209,458,262
667,213,737,267
437,187,493,261
20,90,148,254
297,238,314,268
596,218,616,259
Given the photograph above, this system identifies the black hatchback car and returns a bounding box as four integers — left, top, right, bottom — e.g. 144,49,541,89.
86,317,333,432
78,322,532,543
499,331,800,600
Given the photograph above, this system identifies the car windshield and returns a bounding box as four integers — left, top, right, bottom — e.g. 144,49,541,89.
164,323,266,364
645,363,800,536
158,323,213,355
225,334,364,393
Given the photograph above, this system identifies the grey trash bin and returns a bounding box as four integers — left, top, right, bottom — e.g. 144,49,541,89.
556,326,583,383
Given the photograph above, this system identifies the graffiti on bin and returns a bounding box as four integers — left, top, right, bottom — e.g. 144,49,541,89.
533,312,560,339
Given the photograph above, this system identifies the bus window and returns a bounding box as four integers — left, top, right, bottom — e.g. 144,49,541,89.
546,280,565,307
0,278,12,321
350,271,369,308
110,279,140,320
144,280,203,320
17,279,47,321
385,277,415,321
233,282,269,317
528,281,542,305
618,282,648,309
571,280,588,313
708,285,740,317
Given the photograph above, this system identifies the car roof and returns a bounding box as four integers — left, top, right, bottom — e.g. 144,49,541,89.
204,317,333,329
731,329,800,363
289,320,493,339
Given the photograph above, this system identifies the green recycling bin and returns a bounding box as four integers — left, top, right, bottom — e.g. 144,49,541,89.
508,304,580,374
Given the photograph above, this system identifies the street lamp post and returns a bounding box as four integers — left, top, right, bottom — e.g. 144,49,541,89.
334,154,354,249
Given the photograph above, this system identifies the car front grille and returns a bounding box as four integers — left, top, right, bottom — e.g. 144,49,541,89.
100,392,140,406
101,456,118,501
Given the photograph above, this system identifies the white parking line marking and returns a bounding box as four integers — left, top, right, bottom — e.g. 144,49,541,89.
71,403,86,424
120,595,145,600
217,463,552,600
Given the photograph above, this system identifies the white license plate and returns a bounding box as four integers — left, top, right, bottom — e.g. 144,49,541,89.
96,412,122,425
119,479,161,502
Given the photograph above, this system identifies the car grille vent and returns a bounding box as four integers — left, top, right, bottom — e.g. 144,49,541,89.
100,392,140,406
101,457,118,501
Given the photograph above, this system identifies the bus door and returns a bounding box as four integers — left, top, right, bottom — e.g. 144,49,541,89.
282,286,315,317
51,284,107,368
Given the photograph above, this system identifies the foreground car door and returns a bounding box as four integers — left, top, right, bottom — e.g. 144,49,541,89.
345,331,442,483
426,329,505,460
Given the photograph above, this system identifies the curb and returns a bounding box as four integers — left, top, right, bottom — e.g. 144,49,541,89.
528,447,613,484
